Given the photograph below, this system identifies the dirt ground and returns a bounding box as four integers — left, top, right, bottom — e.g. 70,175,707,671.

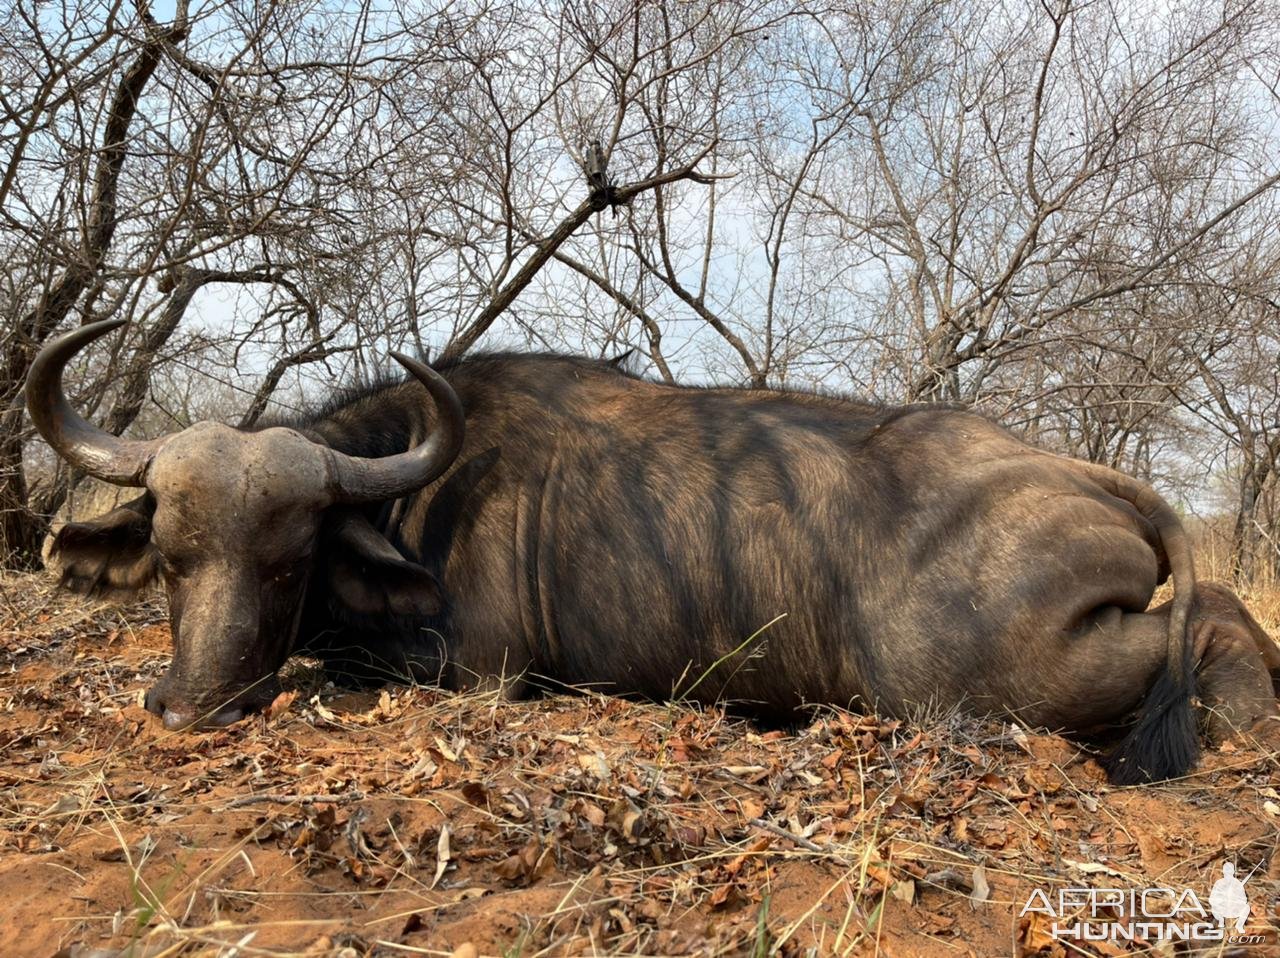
2,572,1278,957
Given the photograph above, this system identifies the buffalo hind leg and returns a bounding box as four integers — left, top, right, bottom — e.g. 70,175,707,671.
1086,585,1280,750
1183,582,1280,744
1047,584,1277,780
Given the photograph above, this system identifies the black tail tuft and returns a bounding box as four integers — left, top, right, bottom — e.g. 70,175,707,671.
1103,668,1199,785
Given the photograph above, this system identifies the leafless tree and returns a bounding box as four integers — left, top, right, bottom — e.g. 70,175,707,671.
1,0,726,566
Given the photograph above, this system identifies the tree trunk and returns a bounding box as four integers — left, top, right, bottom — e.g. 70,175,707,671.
0,16,182,569
0,426,40,568
1231,461,1269,586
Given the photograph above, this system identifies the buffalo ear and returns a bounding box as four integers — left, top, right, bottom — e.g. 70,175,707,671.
323,510,444,619
50,494,158,597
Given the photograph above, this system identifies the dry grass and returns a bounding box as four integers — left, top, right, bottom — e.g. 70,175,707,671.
1196,541,1280,637
1,570,1278,958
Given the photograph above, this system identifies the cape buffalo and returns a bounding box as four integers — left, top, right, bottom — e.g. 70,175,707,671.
27,319,1280,784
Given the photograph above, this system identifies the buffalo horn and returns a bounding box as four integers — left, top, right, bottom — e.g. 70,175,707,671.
325,352,465,503
25,318,166,486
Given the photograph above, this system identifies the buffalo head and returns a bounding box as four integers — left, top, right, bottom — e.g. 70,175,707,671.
26,319,465,730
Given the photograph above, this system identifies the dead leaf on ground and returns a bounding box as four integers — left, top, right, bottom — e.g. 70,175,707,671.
970,865,990,906
430,822,451,889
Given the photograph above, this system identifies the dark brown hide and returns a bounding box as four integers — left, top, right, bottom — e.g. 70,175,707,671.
380,367,1164,724
301,356,1276,783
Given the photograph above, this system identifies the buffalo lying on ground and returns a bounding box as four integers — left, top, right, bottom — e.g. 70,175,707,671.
27,320,1280,784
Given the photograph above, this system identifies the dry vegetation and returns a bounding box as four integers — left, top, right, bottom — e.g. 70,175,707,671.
2,570,1278,958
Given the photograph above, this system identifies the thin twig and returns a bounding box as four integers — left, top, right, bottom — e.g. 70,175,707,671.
748,817,824,853
222,790,365,809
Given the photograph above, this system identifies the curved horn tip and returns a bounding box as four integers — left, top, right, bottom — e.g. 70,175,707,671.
84,316,128,333
389,350,438,376
66,317,129,342
26,319,130,400
325,348,464,504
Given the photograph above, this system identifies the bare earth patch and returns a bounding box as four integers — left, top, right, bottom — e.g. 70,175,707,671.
1,572,1278,957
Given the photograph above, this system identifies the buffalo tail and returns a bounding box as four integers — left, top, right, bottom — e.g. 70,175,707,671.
1071,460,1199,785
